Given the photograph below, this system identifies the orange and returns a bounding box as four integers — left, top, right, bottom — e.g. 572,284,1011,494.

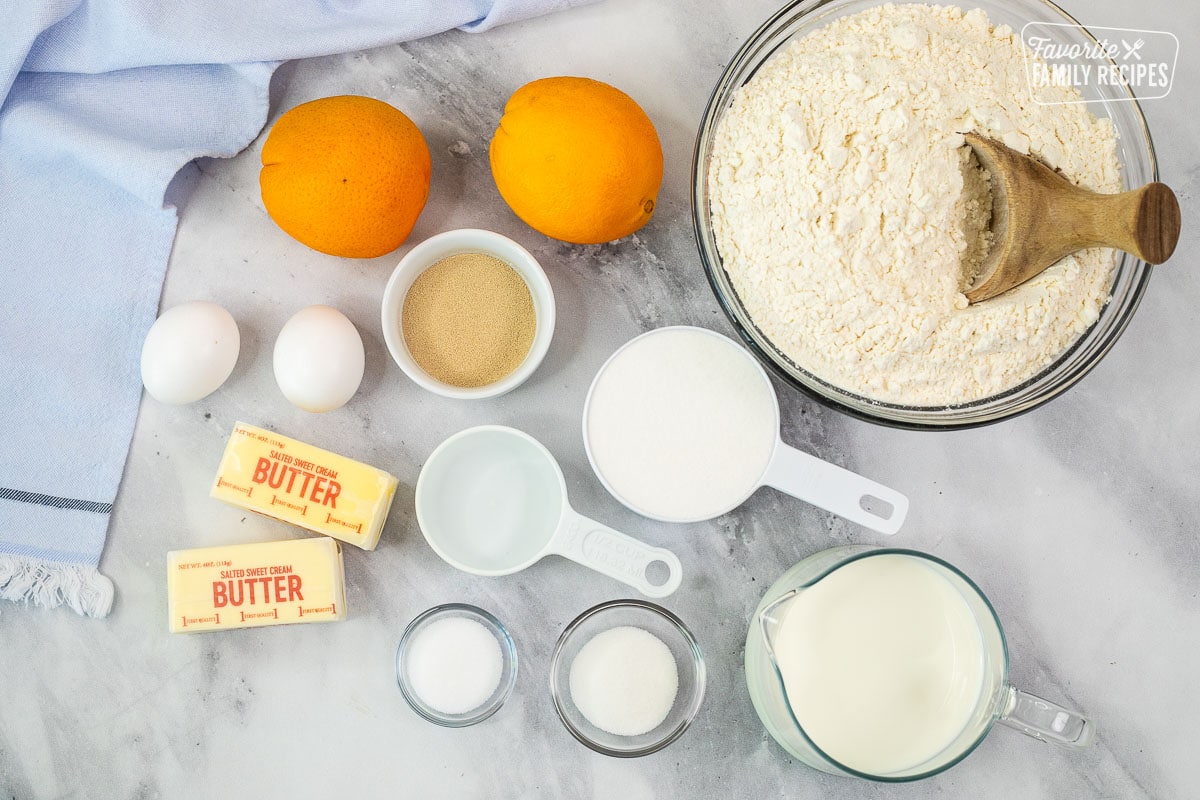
260,95,431,259
489,77,663,245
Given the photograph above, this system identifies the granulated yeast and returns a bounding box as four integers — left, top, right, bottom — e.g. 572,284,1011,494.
710,4,1121,406
402,252,536,388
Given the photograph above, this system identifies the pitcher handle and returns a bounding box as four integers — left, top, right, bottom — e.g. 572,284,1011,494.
997,685,1095,748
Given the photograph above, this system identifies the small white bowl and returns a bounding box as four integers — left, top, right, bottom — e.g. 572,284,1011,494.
381,229,556,399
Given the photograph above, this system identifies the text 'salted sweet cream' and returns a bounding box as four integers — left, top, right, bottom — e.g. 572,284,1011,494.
211,422,398,550
167,537,346,633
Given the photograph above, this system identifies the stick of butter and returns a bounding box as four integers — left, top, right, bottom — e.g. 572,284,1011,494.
211,422,398,550
167,537,346,633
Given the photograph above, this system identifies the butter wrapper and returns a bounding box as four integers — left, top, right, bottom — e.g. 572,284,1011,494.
167,537,346,633
211,422,397,550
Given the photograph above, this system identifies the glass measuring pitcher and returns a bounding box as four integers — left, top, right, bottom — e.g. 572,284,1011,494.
744,546,1094,781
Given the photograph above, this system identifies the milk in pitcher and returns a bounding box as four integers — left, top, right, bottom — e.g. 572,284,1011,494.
771,553,986,774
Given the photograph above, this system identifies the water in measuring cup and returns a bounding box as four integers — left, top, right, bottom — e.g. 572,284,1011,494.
420,429,562,570
772,553,986,775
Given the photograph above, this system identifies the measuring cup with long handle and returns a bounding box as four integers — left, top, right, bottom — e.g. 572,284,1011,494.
415,425,683,598
583,326,908,535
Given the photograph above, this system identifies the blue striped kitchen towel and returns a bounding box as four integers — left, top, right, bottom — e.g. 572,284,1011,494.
0,0,586,618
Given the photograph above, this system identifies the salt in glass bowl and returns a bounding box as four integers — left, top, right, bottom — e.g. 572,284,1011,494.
396,603,518,727
550,600,706,757
691,0,1158,429
381,228,556,400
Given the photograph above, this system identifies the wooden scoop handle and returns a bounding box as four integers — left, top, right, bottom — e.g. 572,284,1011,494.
1057,180,1180,264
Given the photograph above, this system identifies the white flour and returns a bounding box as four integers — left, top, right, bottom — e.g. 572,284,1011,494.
710,4,1121,406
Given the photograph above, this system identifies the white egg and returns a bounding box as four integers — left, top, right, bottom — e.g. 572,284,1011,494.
140,301,240,405
273,305,365,413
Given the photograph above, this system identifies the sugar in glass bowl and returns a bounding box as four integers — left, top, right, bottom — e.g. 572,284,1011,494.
550,600,706,757
691,0,1159,429
396,603,518,727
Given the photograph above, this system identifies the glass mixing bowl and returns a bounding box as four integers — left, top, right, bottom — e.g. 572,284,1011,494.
691,0,1158,429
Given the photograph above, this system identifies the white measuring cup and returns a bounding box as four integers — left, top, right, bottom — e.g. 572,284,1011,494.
415,425,683,598
582,326,908,534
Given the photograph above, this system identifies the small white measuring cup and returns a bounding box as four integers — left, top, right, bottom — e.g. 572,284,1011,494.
583,326,908,534
415,425,683,598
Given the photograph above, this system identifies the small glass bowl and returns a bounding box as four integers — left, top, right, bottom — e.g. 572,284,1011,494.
691,0,1158,429
550,600,706,757
395,603,518,727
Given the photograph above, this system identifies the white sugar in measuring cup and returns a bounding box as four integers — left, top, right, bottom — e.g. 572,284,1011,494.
583,326,908,534
415,425,683,598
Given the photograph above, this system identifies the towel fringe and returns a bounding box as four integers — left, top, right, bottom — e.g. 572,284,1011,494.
0,555,114,618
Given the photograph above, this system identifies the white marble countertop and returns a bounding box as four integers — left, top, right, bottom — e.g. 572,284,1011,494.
2,0,1197,797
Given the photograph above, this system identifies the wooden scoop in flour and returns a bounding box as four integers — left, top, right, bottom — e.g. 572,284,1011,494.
963,132,1180,304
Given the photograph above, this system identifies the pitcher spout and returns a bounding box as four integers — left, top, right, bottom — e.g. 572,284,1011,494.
758,589,799,664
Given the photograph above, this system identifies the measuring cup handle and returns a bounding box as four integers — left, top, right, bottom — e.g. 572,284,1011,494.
760,444,908,535
553,511,683,598
997,685,1096,748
